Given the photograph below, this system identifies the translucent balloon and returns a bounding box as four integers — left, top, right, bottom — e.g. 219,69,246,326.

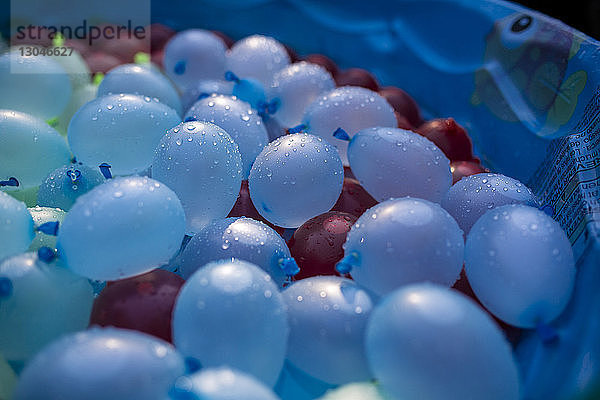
442,173,538,234
68,93,181,176
179,217,293,285
51,49,91,90
0,191,34,261
0,109,71,189
283,276,374,384
151,121,242,234
269,62,335,128
264,115,287,141
14,327,185,400
27,206,66,251
163,29,227,90
249,133,343,228
57,176,186,281
0,50,72,119
226,35,290,87
0,252,93,363
341,198,464,296
98,64,182,115
37,164,106,211
302,86,396,165
347,127,452,203
181,79,234,113
0,354,16,400
465,204,575,328
172,259,288,386
317,383,389,400
365,283,520,400
54,83,97,136
170,367,281,400
184,94,268,178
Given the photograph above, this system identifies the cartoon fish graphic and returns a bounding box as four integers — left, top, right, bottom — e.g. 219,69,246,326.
472,12,587,137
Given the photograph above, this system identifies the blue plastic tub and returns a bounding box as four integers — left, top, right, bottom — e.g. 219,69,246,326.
151,1,600,398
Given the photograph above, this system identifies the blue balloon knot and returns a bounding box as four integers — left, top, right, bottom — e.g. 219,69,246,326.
336,252,360,274
99,163,112,179
0,177,19,187
539,204,554,217
184,117,197,123
37,246,57,263
224,70,240,83
536,322,559,345
0,277,13,298
279,257,300,277
37,221,59,236
288,124,307,134
197,92,210,101
174,60,186,75
333,127,350,141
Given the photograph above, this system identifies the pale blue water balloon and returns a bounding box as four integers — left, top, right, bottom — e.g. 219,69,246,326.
27,206,66,251
302,86,396,165
347,127,452,203
0,50,72,120
164,29,227,91
68,93,180,176
56,176,186,280
170,367,281,400
37,164,105,211
226,35,290,87
0,252,93,363
465,204,576,328
442,173,538,234
341,198,464,296
14,327,185,400
283,276,374,385
181,79,234,113
248,133,343,228
185,94,268,178
172,259,288,386
0,192,34,261
179,217,294,285
54,83,97,136
151,121,242,234
98,64,182,115
269,62,335,128
365,283,520,400
0,109,71,189
317,382,390,400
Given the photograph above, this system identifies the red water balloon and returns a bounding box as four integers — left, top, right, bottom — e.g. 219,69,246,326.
228,180,285,235
284,44,301,63
149,23,176,52
395,112,413,130
335,68,379,91
303,54,339,77
378,86,423,128
89,269,184,343
85,52,122,74
343,166,356,180
450,160,488,184
331,177,378,217
288,211,357,280
417,117,474,162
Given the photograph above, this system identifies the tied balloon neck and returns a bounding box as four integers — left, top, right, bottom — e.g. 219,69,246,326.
257,98,280,119
37,246,57,263
336,251,360,274
99,163,112,179
288,123,307,134
174,60,186,75
196,92,210,101
224,70,240,83
37,221,59,236
67,169,82,183
184,357,202,374
0,277,13,299
333,127,350,141
539,204,554,217
536,321,559,345
279,257,300,277
0,177,19,187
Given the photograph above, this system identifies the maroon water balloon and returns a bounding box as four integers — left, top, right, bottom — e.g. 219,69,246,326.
331,177,378,217
84,52,122,74
450,160,488,184
303,54,339,77
288,211,357,280
228,180,285,235
89,269,184,343
417,117,474,162
149,23,176,52
335,68,379,91
378,86,423,128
